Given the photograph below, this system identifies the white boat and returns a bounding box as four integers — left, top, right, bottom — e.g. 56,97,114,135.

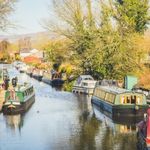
72,75,97,94
19,64,28,73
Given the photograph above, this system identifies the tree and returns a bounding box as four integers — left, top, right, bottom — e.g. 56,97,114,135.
0,40,10,61
114,0,150,33
45,0,149,80
43,39,70,64
0,0,17,31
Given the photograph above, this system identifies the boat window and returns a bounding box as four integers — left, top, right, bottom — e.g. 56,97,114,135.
136,96,142,104
94,88,99,97
120,95,142,104
24,90,28,97
29,88,31,95
99,90,106,99
94,88,106,99
105,93,115,103
85,78,93,80
126,96,131,103
27,89,30,95
82,82,88,86
131,96,136,104
30,87,33,93
23,92,26,97
121,96,125,104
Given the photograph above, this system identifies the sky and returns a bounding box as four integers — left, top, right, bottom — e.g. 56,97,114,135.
1,0,53,35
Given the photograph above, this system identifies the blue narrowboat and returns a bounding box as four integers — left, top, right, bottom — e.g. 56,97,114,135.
91,86,149,117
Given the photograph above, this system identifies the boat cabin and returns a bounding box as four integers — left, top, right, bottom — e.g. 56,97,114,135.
93,86,147,105
72,75,97,94
5,83,34,103
74,75,96,88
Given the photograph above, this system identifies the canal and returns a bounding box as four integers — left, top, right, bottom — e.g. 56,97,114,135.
0,65,138,150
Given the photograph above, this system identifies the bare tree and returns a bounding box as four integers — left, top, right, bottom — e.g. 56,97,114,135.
0,0,17,31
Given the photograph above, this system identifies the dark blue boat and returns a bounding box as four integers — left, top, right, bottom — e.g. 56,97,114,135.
51,78,64,87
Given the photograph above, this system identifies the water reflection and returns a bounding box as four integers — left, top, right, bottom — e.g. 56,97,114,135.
92,106,137,150
4,114,23,130
70,94,101,150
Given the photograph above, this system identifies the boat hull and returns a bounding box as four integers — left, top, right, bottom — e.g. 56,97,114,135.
26,72,33,77
19,70,25,73
2,94,35,115
32,74,43,81
42,78,51,85
51,79,64,86
91,97,149,117
72,86,94,94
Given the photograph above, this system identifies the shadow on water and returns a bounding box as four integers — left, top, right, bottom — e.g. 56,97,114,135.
68,94,101,150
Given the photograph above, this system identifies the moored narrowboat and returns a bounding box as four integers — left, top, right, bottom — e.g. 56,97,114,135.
2,83,35,115
91,86,149,117
42,70,51,85
32,69,43,81
51,78,64,87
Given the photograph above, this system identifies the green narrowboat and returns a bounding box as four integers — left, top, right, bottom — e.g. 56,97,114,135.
2,83,35,115
91,86,149,117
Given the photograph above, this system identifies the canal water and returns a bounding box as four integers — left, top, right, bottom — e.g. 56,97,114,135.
0,65,139,150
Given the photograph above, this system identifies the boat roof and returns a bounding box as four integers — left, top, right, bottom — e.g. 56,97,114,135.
17,83,33,91
79,75,94,80
97,86,137,95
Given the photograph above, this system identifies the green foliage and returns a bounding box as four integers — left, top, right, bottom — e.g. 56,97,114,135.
43,40,69,64
45,0,149,80
115,0,150,33
63,80,75,92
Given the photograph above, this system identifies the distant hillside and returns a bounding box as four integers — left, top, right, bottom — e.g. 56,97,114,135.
0,31,58,42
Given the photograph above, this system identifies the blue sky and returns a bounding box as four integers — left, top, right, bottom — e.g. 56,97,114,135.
1,0,53,35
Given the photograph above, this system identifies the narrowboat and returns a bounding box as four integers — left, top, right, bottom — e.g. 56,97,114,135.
2,83,35,115
0,67,8,84
133,87,150,105
91,86,149,117
19,64,28,73
32,69,43,81
137,109,150,150
42,70,51,85
51,78,64,87
72,75,97,94
26,67,33,77
50,71,64,87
